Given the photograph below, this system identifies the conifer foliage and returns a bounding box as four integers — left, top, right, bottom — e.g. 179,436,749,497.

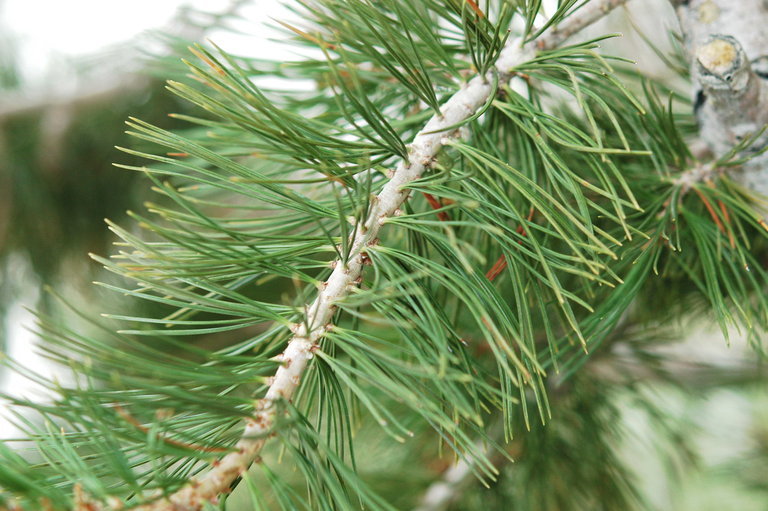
1,1,767,510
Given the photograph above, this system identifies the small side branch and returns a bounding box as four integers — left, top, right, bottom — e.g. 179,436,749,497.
673,161,722,194
543,0,628,48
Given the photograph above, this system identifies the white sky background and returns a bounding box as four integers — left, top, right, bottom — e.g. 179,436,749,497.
2,0,301,87
6,0,186,61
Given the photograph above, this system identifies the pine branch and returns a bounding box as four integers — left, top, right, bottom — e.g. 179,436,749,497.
674,0,768,203
95,2,630,509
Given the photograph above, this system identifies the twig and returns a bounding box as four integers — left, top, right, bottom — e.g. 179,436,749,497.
657,163,738,246
413,420,509,511
673,161,722,194
656,161,723,221
114,404,229,454
96,1,629,509
540,0,627,48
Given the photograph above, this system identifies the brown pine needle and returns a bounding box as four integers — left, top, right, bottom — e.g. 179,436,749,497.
485,207,534,281
465,0,486,18
423,192,450,221
188,47,226,76
692,187,730,244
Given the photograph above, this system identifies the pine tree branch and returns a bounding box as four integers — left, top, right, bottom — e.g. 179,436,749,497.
94,2,630,509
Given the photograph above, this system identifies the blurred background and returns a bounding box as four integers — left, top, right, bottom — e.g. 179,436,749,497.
0,1,765,509
0,0,298,412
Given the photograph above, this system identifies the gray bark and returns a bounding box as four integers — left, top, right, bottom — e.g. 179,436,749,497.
674,0,768,196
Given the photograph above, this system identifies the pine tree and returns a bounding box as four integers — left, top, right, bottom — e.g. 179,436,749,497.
1,1,767,509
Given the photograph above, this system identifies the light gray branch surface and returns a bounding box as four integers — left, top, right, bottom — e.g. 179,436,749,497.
675,0,768,197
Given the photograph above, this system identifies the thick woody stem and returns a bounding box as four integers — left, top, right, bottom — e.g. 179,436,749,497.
103,2,628,509
674,0,768,196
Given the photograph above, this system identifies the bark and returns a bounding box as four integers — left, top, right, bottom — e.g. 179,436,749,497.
674,0,768,198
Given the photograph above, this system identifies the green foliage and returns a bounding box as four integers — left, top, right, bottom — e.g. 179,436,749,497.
1,1,766,510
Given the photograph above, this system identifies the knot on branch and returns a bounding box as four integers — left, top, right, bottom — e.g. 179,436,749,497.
696,34,750,93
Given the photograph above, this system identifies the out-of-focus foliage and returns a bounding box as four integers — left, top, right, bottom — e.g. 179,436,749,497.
0,2,246,351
